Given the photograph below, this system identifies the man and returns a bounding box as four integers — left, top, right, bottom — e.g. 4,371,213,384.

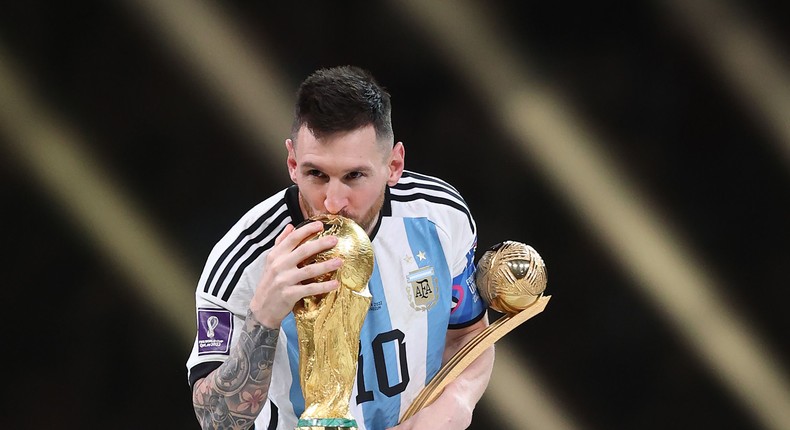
187,65,494,429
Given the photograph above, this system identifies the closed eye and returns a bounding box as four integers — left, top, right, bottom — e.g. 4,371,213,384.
307,169,326,179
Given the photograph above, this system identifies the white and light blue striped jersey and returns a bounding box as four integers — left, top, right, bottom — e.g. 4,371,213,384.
186,170,486,430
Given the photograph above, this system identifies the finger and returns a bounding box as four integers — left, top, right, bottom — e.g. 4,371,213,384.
298,257,343,282
270,221,324,260
274,224,295,246
300,279,340,297
283,220,325,249
292,234,338,263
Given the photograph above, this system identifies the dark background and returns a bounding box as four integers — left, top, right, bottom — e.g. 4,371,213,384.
2,1,789,429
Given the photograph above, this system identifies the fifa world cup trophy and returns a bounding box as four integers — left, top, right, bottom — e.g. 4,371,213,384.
293,215,374,430
400,240,550,422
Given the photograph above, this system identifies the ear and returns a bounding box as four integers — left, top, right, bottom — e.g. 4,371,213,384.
286,139,298,183
387,142,405,186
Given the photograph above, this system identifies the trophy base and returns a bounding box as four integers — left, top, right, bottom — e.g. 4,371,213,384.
296,418,357,430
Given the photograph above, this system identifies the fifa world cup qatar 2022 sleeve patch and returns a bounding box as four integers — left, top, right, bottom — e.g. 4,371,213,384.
197,308,233,355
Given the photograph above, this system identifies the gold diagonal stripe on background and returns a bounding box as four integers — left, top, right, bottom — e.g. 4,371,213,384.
0,44,196,349
392,1,790,429
665,0,790,168
126,0,293,186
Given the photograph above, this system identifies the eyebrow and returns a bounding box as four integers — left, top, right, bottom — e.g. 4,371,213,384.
301,161,373,174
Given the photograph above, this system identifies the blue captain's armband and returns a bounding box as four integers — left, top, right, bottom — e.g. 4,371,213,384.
449,245,485,326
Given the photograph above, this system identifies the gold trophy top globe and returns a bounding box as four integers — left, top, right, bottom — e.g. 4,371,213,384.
475,241,547,315
296,214,374,296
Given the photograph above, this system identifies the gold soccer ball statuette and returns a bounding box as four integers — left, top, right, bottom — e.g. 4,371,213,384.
475,241,547,315
296,214,375,295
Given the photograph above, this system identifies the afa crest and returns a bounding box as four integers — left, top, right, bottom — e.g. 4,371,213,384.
406,266,439,311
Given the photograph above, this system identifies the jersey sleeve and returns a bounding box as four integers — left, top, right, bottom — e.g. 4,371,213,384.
185,192,290,388
448,241,487,328
186,293,248,388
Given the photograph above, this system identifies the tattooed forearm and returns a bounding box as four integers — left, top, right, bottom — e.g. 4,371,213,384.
192,309,279,430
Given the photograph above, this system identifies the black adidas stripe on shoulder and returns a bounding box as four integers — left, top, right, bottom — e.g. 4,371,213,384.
401,171,463,199
391,172,475,234
203,199,290,300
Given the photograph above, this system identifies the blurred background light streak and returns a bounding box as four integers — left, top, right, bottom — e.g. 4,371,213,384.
666,0,790,167
127,0,294,184
392,1,790,429
0,44,196,347
484,338,581,430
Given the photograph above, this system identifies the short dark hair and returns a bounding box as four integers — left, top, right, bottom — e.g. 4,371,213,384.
292,65,393,144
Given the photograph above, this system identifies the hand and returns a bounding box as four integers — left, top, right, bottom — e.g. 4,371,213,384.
387,387,473,430
249,221,342,328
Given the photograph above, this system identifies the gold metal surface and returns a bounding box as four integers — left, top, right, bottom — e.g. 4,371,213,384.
293,214,374,429
475,241,547,315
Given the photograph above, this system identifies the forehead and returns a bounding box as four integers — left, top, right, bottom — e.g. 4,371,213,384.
293,124,386,165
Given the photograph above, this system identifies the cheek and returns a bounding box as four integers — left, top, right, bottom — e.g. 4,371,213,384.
354,184,381,205
355,185,387,216
298,187,323,212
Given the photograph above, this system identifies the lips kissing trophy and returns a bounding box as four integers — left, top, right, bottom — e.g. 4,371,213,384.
399,240,551,422
293,214,374,430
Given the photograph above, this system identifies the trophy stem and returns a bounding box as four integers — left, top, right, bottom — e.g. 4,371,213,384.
399,295,551,423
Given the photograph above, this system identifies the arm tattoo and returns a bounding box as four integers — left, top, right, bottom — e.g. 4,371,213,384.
192,309,279,429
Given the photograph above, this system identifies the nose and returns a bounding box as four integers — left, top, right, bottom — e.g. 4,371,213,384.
323,180,349,214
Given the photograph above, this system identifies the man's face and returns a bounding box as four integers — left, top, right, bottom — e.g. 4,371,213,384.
287,124,404,234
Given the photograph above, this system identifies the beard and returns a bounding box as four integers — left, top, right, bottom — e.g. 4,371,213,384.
300,187,385,235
